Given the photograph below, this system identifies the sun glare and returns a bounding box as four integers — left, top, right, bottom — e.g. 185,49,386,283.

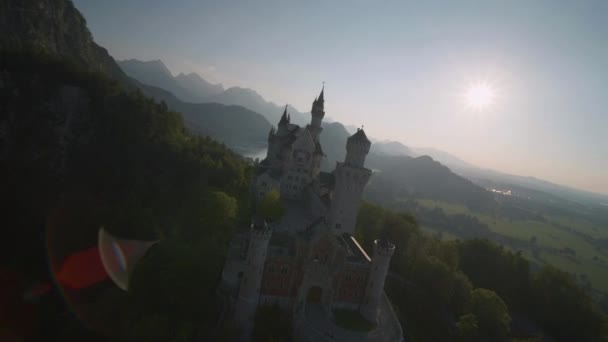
465,82,496,110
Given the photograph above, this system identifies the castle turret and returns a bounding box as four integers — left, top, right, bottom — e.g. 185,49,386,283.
308,86,325,143
235,218,272,332
281,129,315,200
360,239,395,323
311,141,324,179
345,128,371,168
277,105,290,135
327,128,372,235
266,127,278,162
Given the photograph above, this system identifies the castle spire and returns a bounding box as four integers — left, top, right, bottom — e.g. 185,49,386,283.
318,82,324,103
279,105,289,126
311,84,325,118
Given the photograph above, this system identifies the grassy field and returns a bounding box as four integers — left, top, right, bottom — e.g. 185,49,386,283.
415,198,608,293
420,225,459,241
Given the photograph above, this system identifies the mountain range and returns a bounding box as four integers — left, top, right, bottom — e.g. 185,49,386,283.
118,58,608,208
118,59,309,125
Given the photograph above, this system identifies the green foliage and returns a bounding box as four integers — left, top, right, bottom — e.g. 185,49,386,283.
470,288,511,341
126,238,228,340
458,239,531,310
356,202,608,342
257,190,285,223
529,266,608,342
458,239,608,341
1,49,251,340
456,313,480,342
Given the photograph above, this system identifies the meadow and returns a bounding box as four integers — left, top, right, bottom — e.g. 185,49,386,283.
415,198,608,293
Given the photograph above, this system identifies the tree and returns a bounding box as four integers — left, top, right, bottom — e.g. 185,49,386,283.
456,313,480,342
470,288,511,341
530,266,608,342
198,191,238,235
257,190,285,223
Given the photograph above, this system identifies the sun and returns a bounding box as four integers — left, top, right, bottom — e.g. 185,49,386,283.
465,82,496,110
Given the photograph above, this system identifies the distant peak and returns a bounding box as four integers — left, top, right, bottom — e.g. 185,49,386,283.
415,155,436,163
119,58,173,77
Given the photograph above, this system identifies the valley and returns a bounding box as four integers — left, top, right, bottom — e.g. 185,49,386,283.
399,197,608,293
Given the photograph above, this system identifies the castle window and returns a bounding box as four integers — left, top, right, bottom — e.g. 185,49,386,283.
335,223,342,229
281,266,289,274
262,181,268,186
268,264,275,273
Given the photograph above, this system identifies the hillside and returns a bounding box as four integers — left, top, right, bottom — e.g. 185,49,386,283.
0,49,251,340
365,154,497,212
371,140,414,157
0,0,132,87
119,58,309,125
175,71,224,98
135,81,271,152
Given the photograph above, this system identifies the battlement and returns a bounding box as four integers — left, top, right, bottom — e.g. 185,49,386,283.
373,239,396,257
250,217,272,239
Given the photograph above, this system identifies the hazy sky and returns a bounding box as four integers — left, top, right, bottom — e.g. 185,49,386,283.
73,0,607,194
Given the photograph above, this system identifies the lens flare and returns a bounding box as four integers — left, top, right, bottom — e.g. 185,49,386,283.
98,228,159,291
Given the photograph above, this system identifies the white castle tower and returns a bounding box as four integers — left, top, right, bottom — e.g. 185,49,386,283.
307,86,325,144
360,239,395,323
327,128,372,235
235,218,272,333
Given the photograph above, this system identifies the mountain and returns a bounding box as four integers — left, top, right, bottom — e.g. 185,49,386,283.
175,72,224,98
0,0,132,87
135,81,271,152
318,121,352,169
413,146,476,170
206,87,309,125
1,1,254,339
118,58,309,125
455,165,608,208
118,59,214,103
1,5,272,159
365,154,497,212
371,140,414,157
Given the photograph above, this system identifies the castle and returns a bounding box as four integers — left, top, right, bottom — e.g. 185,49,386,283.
221,87,403,341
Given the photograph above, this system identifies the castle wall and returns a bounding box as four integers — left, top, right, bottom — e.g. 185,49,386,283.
360,240,395,323
333,266,368,304
259,294,293,309
235,224,272,330
327,163,372,235
261,256,295,297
